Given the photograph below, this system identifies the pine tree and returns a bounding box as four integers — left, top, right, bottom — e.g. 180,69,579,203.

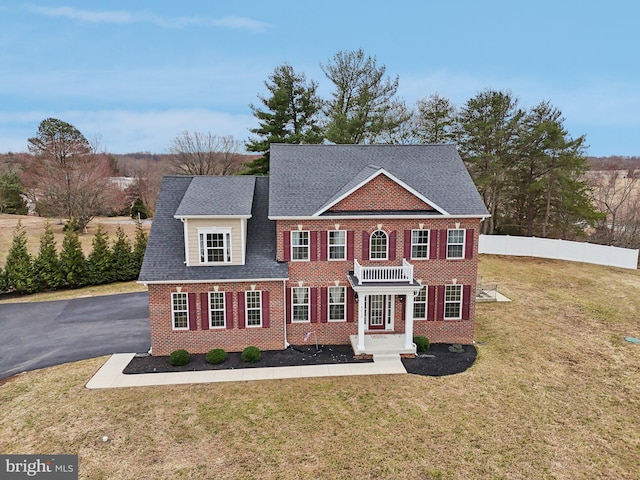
131,222,148,277
130,197,148,220
111,226,135,281
33,222,61,291
4,222,36,294
59,228,88,288
87,225,114,285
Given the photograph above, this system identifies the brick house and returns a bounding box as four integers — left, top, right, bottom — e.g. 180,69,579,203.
139,144,489,356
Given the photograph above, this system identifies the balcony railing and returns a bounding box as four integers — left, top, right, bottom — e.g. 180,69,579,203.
353,259,414,285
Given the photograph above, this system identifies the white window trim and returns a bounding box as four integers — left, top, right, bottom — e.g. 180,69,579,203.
245,290,262,328
411,229,430,260
413,286,428,320
446,228,465,260
444,284,463,320
328,286,346,322
328,230,347,261
198,227,232,264
171,292,189,330
370,230,388,261
291,287,310,323
208,291,226,329
290,230,310,262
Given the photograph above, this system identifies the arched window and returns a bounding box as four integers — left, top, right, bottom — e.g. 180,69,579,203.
370,230,388,260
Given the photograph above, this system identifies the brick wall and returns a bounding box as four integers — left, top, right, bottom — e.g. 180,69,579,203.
148,281,285,356
328,174,435,212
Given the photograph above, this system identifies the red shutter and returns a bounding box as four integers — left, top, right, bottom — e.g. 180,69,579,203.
439,229,447,259
436,286,445,321
188,293,197,330
320,287,328,323
286,287,292,324
237,292,245,329
310,231,318,261
404,230,412,259
462,285,471,320
429,230,437,260
310,287,318,323
389,231,397,260
346,287,355,322
283,231,290,261
320,231,328,261
262,291,270,328
465,229,474,259
200,292,209,330
427,286,436,321
401,295,406,322
225,291,234,329
347,231,355,260
362,231,370,259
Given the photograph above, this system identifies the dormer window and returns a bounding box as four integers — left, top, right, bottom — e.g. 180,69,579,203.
199,228,232,264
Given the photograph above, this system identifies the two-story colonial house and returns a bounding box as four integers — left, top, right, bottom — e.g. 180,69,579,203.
139,144,489,356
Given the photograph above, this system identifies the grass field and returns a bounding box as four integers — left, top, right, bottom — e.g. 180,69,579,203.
1,256,639,479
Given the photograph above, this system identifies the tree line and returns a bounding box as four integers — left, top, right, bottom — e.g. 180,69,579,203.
242,49,600,238
1,222,147,295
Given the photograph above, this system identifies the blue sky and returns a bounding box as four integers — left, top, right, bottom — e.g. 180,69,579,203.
1,1,638,156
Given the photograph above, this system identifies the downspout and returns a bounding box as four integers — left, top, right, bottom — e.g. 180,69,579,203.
283,279,289,348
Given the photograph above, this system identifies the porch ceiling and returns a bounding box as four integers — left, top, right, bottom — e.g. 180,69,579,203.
347,274,422,294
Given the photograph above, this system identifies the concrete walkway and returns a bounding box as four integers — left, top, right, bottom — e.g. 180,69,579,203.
86,353,407,389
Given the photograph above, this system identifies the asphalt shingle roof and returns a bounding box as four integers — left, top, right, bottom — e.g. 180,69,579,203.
139,175,288,283
268,144,489,217
175,176,255,217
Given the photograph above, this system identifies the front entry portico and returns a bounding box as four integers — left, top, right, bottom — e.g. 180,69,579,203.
348,260,422,355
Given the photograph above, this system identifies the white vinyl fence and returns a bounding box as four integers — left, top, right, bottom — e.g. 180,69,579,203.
478,235,639,270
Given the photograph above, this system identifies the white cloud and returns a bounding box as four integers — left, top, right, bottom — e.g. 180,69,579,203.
26,5,270,32
0,109,256,154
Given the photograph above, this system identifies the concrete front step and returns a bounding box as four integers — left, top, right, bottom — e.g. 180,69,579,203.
350,334,416,356
372,353,402,362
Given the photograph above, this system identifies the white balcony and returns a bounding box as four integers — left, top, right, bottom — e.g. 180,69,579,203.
353,258,414,285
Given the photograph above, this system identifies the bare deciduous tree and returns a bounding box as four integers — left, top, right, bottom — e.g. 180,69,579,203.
169,132,243,176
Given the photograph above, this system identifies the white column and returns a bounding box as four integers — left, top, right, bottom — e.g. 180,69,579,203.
404,293,415,350
357,294,366,351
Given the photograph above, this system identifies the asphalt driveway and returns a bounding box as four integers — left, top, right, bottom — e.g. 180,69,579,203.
0,292,150,380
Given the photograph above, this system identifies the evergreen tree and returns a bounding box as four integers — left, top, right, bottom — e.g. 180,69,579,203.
0,172,28,214
87,225,114,285
130,197,149,220
59,228,88,288
131,222,148,277
413,93,457,144
321,49,409,144
33,222,61,290
244,64,323,175
111,226,135,281
4,222,36,294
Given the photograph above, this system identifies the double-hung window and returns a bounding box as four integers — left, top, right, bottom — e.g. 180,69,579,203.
447,229,465,259
413,286,427,319
171,292,188,330
329,230,346,260
209,291,225,328
292,287,310,322
328,286,346,322
411,230,430,259
291,231,309,261
245,291,262,327
199,228,231,264
444,285,463,319
370,230,388,260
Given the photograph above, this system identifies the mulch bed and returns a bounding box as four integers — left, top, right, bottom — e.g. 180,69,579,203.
123,343,477,377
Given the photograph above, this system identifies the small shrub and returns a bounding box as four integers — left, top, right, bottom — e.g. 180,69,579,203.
448,343,464,353
169,349,190,366
206,348,228,365
241,346,261,363
413,336,430,353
